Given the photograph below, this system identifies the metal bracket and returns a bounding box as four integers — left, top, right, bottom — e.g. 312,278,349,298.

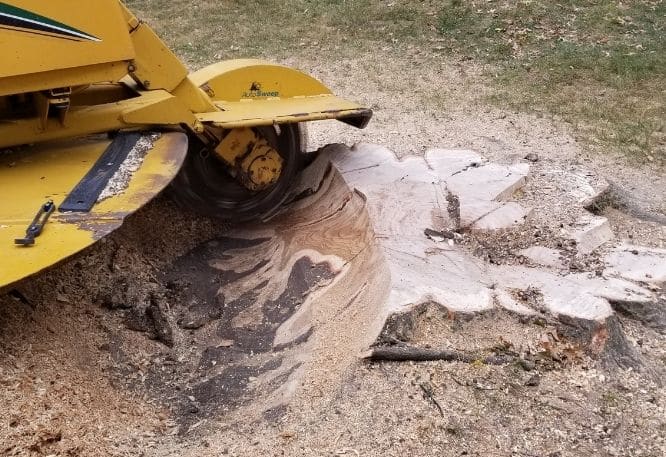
34,87,72,130
15,200,55,246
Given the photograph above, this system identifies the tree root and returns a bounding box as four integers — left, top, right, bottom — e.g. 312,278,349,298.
364,345,521,366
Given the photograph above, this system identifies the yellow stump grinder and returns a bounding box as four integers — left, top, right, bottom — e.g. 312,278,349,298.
0,0,372,289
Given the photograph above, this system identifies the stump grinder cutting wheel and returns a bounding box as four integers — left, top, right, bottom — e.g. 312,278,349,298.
0,0,371,290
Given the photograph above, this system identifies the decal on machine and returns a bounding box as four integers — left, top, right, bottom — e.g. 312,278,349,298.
242,82,279,98
0,2,100,41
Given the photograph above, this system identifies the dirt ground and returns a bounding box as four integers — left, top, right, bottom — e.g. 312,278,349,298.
1,54,665,457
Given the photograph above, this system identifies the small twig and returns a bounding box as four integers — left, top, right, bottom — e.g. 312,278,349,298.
419,382,444,417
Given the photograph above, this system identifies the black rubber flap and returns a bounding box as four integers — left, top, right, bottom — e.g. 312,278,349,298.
59,132,141,212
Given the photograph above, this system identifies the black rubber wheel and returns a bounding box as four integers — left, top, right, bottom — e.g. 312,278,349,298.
169,124,303,222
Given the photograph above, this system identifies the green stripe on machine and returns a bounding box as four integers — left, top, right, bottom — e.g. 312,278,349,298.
0,2,100,41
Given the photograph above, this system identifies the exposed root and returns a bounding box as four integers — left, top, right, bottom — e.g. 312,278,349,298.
364,345,518,366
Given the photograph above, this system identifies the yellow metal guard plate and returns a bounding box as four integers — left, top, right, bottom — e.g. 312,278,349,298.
197,95,371,128
0,132,187,290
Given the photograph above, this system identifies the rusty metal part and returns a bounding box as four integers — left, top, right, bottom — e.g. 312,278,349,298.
214,128,283,191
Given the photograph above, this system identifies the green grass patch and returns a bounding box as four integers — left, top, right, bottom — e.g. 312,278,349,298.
125,0,438,63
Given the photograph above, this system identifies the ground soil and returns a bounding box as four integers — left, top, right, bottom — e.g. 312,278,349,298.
1,54,665,457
